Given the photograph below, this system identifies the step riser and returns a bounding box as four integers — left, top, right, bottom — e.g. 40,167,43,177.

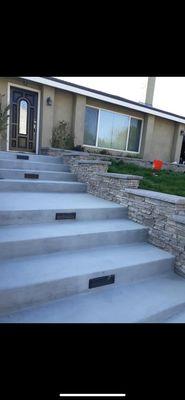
0,181,86,193
0,160,69,172
0,170,76,182
0,208,128,226
0,258,173,316
140,301,185,323
0,229,148,259
0,151,63,163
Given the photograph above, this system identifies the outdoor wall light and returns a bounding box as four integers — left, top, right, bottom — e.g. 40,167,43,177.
46,96,52,106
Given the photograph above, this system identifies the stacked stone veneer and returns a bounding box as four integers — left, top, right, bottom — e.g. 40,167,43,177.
40,149,185,276
64,158,142,198
41,148,185,173
122,189,185,276
87,172,142,201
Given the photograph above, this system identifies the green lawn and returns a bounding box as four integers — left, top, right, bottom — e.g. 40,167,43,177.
108,160,185,197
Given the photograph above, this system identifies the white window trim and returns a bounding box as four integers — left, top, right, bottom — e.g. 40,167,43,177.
84,105,144,154
7,82,41,154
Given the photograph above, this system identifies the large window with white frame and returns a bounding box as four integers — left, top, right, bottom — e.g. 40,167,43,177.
84,106,143,153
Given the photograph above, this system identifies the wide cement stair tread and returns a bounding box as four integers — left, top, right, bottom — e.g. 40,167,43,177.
0,179,86,192
0,158,69,171
0,169,76,182
0,242,173,290
0,192,125,211
164,310,185,322
0,151,63,163
0,219,147,243
1,272,184,323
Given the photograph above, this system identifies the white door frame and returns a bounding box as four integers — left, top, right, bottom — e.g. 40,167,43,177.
7,82,41,154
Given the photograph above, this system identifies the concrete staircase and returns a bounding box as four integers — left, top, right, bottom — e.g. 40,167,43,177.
0,150,185,323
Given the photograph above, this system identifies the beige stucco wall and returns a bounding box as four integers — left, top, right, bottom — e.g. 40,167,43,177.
86,97,144,120
40,85,55,147
73,95,86,146
149,117,176,162
53,89,74,127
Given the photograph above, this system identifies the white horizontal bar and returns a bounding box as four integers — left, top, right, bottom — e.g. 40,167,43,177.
59,395,126,397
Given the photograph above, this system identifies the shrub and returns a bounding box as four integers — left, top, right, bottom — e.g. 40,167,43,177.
0,94,10,145
73,145,84,152
50,121,74,149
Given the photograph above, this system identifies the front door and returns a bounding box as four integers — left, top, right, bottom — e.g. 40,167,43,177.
9,86,38,152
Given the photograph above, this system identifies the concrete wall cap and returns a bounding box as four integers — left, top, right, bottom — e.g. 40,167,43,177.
125,188,185,204
97,172,143,180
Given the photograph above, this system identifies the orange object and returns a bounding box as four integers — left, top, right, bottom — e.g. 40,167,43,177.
153,159,163,170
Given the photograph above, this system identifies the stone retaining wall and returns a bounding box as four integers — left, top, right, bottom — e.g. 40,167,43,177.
40,147,185,276
87,172,142,202
122,189,185,276
41,147,185,173
67,156,185,276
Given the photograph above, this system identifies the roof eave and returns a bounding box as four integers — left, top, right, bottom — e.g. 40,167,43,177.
19,76,185,124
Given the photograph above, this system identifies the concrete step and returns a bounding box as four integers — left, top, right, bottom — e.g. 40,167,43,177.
0,207,127,226
0,243,174,316
0,158,70,172
0,168,76,182
0,179,86,193
0,151,63,163
0,192,127,225
164,309,185,323
0,219,148,259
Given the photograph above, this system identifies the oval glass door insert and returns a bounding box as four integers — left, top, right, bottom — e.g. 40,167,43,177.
19,100,28,134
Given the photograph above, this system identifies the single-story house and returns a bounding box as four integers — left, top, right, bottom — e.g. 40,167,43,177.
0,76,185,163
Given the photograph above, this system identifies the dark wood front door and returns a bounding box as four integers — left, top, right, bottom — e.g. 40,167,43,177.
9,86,38,152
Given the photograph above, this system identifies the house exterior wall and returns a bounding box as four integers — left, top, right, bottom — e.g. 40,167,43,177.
0,77,185,163
142,116,185,162
150,117,175,162
86,97,144,119
0,78,75,151
53,89,74,130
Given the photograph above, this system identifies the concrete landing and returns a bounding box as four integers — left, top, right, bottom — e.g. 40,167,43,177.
1,272,184,323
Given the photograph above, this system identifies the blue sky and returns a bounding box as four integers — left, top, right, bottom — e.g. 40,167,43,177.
56,77,185,117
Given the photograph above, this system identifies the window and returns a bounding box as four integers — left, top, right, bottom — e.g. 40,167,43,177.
127,118,142,152
84,106,143,153
98,110,129,150
84,107,98,146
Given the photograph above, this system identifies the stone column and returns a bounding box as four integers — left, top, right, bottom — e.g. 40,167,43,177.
72,94,86,147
